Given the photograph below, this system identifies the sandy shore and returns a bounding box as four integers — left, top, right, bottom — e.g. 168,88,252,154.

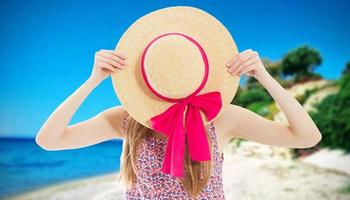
5,142,350,200
5,172,125,200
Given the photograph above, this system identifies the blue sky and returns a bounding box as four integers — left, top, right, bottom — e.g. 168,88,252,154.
0,0,349,138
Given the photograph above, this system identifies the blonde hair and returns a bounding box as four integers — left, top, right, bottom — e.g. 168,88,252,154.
118,112,213,198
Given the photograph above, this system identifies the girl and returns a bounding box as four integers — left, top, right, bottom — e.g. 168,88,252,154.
36,48,322,199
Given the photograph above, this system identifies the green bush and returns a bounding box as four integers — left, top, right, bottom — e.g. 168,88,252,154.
232,88,272,108
266,103,279,120
247,101,270,116
295,87,321,105
309,74,350,152
295,94,306,105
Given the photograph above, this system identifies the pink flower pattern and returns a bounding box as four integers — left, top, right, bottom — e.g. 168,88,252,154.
122,111,225,199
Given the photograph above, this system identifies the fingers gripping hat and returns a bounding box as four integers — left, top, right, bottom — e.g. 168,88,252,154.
111,6,240,177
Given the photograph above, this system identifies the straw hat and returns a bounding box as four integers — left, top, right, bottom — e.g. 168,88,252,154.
111,6,240,177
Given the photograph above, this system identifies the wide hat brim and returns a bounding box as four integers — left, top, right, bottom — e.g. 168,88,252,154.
111,6,240,129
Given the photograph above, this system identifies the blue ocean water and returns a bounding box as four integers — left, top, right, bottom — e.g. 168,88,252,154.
0,137,123,198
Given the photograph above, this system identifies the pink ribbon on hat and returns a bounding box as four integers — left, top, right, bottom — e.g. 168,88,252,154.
141,32,222,177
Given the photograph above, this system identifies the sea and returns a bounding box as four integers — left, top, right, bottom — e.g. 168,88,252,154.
0,137,123,199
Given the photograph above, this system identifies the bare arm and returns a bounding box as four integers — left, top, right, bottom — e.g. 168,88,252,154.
36,49,127,150
216,49,322,148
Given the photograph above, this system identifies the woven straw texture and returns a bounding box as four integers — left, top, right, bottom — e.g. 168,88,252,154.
111,6,240,128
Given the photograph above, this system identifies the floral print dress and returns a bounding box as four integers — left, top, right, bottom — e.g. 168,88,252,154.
121,111,225,200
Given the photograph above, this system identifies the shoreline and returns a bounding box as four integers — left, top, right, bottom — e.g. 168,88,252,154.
4,172,125,200
5,142,350,200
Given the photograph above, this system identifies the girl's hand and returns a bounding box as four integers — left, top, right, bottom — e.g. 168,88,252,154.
225,49,267,79
89,49,127,83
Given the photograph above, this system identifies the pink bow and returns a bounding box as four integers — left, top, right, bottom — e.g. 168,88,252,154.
150,91,222,177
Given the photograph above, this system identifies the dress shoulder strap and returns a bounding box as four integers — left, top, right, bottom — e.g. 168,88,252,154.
122,110,130,136
208,121,216,141
208,121,222,156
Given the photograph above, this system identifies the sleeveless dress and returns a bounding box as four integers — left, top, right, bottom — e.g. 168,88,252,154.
121,111,225,199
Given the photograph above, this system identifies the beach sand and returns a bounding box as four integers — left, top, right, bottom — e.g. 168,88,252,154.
5,141,350,200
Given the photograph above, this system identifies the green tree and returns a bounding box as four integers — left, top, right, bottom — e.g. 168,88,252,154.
281,45,322,82
342,61,350,75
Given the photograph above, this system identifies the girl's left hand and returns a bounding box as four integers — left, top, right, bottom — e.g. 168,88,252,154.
225,49,267,79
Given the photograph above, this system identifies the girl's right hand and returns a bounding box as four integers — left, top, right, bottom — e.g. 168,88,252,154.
89,49,127,83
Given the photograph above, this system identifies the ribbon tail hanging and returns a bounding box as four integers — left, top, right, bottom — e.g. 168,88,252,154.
184,91,222,161
150,103,187,177
185,105,211,161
